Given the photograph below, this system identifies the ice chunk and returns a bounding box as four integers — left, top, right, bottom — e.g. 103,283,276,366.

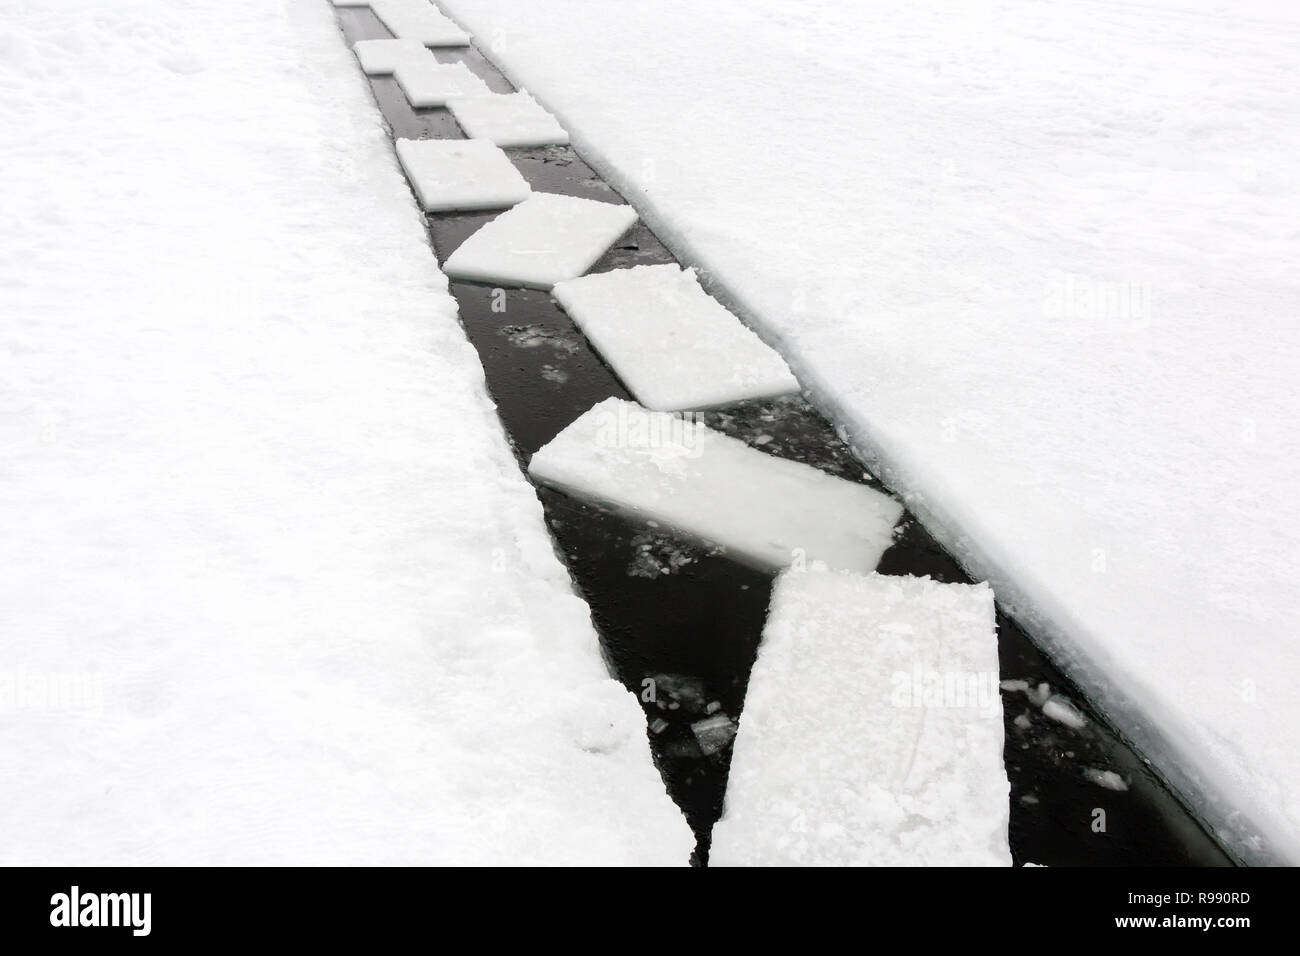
691,713,737,756
527,398,902,574
394,60,489,109
551,265,799,411
443,193,637,290
370,0,470,46
445,92,570,147
1043,696,1087,729
710,569,1012,866
353,38,434,76
1084,768,1129,791
394,138,530,212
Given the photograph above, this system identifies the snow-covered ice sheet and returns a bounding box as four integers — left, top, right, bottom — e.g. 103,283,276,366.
0,0,691,866
395,138,530,212
529,398,903,573
394,59,487,108
443,192,637,290
712,569,1011,866
439,0,1300,863
446,92,570,147
552,264,799,411
353,37,433,75
370,0,469,46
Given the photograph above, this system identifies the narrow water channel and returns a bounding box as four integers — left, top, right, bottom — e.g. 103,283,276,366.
334,6,1231,867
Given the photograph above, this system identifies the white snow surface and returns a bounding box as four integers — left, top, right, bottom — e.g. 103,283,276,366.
528,398,903,574
395,137,530,212
437,0,1300,863
0,0,692,865
442,192,638,290
394,59,487,108
446,92,570,148
710,569,1011,866
552,264,799,411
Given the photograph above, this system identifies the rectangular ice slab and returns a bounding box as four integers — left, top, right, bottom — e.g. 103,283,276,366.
370,0,470,46
552,264,800,411
353,38,435,75
395,138,530,212
711,569,1012,866
528,398,903,573
395,60,488,108
446,92,570,147
443,193,637,290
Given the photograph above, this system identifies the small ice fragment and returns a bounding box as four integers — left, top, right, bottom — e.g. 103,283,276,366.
1042,696,1087,729
1013,711,1032,730
446,92,570,147
443,193,637,290
1028,682,1052,706
649,717,669,735
1083,768,1129,791
691,714,737,756
1000,679,1030,693
705,701,721,715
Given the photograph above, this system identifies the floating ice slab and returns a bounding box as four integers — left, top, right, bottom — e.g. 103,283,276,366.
395,60,489,108
528,398,903,573
552,264,800,411
711,569,1012,866
370,0,470,46
353,38,435,75
445,92,570,147
443,193,637,290
395,138,530,212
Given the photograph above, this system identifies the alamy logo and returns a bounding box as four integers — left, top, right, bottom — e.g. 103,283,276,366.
49,886,151,937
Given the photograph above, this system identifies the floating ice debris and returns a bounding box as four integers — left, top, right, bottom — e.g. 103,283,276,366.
1000,679,1030,693
394,138,529,212
705,701,721,715
649,717,669,735
498,324,580,355
352,38,433,75
552,265,799,411
395,60,488,109
691,713,737,756
1043,696,1087,730
1013,711,1033,730
528,398,902,574
710,569,1011,866
646,673,708,713
446,92,570,147
369,0,470,46
1083,768,1129,791
442,193,637,290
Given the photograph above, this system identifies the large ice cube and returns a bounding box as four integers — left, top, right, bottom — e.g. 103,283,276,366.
395,138,530,212
711,569,1012,866
552,264,799,411
446,92,570,147
353,38,435,76
442,193,637,290
370,0,470,46
394,60,489,109
527,398,902,574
